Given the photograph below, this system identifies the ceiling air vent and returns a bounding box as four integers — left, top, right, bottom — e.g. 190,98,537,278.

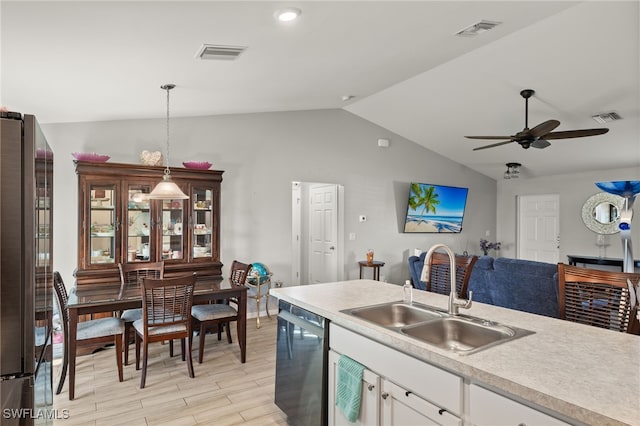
591,111,622,124
195,44,247,61
455,20,501,37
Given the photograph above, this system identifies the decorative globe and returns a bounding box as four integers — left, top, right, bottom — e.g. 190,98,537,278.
248,262,270,284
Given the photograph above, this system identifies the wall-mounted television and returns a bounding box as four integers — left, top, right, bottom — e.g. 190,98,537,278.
403,182,469,233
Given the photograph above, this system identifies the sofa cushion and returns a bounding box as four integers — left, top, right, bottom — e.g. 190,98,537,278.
409,254,560,318
466,256,494,305
408,253,428,290
489,269,560,318
493,257,558,277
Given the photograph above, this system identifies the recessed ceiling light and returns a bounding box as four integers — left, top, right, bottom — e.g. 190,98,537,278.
275,7,301,22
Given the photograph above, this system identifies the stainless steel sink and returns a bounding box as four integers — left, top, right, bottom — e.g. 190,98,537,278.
401,316,533,355
343,301,534,355
346,301,447,329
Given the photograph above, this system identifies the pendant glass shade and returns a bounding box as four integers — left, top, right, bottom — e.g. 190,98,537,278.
149,172,188,200
595,181,640,198
149,83,189,200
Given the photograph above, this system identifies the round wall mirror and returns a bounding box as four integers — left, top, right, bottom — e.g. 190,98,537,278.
581,192,625,234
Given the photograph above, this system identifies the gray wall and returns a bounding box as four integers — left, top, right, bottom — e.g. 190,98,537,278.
42,109,497,289
497,166,640,263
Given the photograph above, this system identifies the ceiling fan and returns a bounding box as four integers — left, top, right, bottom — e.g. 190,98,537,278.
466,89,609,151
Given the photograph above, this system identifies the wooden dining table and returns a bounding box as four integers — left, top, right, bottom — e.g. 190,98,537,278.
64,276,247,399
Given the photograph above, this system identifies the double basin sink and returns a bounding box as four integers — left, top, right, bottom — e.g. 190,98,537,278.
343,301,534,355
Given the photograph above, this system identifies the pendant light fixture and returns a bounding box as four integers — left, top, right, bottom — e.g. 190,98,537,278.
503,162,521,180
148,84,189,200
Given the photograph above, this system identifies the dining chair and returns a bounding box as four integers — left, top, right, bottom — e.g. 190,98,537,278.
558,263,640,334
191,260,249,363
134,273,197,388
426,252,478,297
117,261,164,365
53,271,124,400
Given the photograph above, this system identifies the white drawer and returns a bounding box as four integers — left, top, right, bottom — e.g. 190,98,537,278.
469,384,570,426
330,323,461,415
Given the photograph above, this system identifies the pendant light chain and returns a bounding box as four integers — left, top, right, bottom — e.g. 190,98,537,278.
163,84,174,177
148,83,189,200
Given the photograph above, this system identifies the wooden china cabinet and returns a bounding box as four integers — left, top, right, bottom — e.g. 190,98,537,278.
74,161,223,287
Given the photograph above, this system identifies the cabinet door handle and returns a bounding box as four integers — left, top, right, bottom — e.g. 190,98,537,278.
367,384,375,391
381,392,389,400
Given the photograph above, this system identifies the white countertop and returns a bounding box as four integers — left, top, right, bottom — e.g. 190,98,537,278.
271,280,640,426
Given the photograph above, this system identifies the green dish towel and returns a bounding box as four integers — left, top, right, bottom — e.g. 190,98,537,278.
336,355,365,422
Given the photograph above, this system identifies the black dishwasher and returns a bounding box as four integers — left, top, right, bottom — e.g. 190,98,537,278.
275,299,329,426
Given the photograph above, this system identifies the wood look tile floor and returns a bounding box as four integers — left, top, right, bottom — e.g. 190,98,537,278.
52,318,288,425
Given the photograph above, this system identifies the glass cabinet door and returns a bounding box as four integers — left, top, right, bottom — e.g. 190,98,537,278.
192,187,213,259
161,199,185,261
35,178,52,269
126,184,152,263
89,184,117,265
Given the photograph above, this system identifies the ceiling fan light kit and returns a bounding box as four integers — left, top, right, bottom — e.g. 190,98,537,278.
466,89,610,151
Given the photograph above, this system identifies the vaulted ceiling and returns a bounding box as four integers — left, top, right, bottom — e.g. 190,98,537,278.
2,1,638,179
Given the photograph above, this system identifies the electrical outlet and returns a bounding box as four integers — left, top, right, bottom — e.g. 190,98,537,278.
349,232,356,241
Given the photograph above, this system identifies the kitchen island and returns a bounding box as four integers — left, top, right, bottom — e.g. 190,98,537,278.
271,280,639,426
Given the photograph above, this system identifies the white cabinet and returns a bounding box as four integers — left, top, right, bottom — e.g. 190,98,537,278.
329,349,380,426
329,324,462,425
469,384,570,426
381,379,460,426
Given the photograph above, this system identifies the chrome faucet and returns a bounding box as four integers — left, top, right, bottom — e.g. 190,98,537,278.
424,244,473,315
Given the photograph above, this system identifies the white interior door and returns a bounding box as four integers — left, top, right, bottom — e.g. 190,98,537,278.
309,184,338,283
291,182,302,286
517,194,560,263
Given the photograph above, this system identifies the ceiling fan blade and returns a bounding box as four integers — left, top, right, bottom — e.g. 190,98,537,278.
530,139,551,149
472,140,516,151
543,128,609,140
465,135,514,140
528,119,560,138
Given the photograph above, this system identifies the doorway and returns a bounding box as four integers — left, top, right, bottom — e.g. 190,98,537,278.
516,194,560,263
291,182,344,286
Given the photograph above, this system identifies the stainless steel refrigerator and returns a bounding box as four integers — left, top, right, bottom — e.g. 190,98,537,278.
1,112,54,425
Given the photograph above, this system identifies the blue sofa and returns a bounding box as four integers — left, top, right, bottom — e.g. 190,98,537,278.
408,253,560,318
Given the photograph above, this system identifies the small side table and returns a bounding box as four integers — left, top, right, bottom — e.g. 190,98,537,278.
359,260,385,281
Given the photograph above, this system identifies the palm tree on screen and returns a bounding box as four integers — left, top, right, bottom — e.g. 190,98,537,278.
408,183,440,224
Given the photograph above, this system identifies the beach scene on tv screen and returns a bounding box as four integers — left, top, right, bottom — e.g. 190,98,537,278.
404,183,468,233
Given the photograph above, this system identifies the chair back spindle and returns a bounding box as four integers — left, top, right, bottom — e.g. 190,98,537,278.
230,260,252,285
558,263,640,334
118,261,164,300
427,253,478,297
142,274,195,329
53,271,70,325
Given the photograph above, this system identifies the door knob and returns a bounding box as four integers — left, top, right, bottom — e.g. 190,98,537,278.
329,246,335,250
